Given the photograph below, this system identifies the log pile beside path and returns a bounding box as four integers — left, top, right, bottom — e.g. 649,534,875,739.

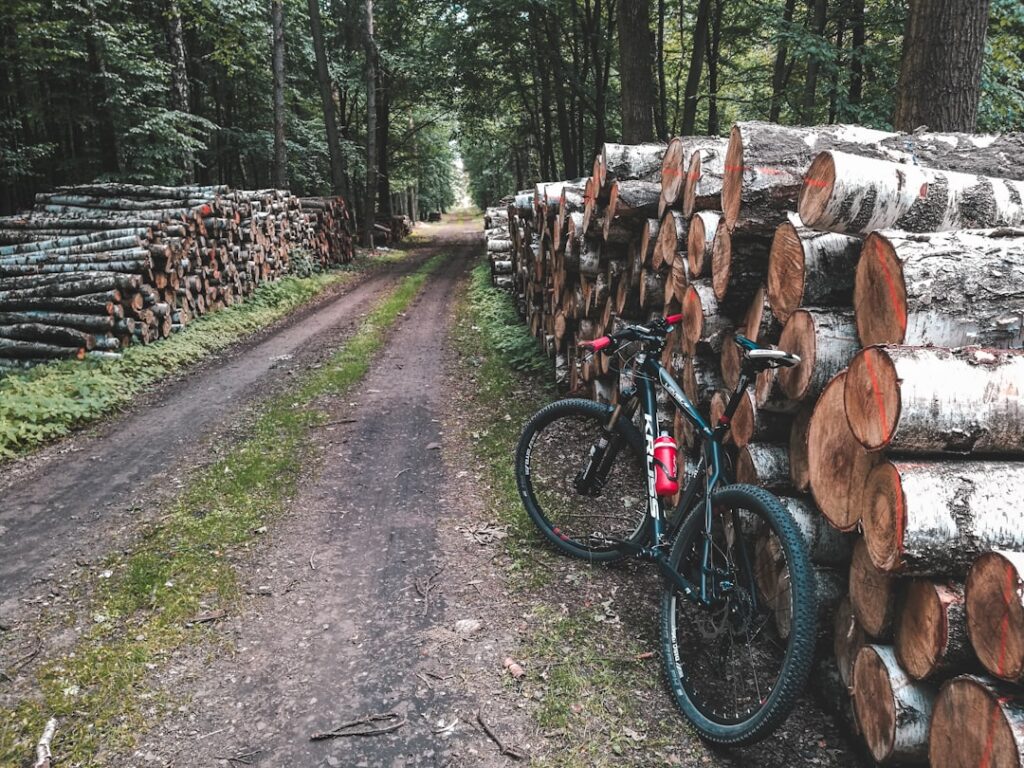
0,184,354,372
483,120,1024,765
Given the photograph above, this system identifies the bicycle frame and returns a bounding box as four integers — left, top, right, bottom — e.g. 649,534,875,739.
612,348,754,608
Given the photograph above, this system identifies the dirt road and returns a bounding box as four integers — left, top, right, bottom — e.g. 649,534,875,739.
0,249,431,619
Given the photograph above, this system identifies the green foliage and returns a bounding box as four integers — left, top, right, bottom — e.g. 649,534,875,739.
467,262,548,375
0,253,446,765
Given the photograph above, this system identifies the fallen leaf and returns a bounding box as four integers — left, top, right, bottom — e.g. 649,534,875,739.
503,657,526,679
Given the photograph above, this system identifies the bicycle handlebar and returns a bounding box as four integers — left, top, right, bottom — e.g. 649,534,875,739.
579,314,683,352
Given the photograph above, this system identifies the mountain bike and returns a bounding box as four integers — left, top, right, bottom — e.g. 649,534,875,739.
514,316,817,745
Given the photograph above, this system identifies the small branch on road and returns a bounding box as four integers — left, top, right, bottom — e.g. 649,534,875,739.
216,749,262,765
394,467,411,479
309,551,317,571
474,710,525,761
310,712,407,740
414,566,445,616
187,609,226,626
313,418,358,428
33,717,57,768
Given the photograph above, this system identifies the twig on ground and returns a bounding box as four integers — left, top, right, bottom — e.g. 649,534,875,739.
310,712,406,740
309,551,317,571
314,418,358,428
395,467,411,479
6,638,42,677
33,717,57,768
187,609,226,626
216,749,261,765
474,710,525,760
414,566,446,616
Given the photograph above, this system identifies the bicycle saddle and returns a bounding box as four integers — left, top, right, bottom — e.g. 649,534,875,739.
734,334,801,369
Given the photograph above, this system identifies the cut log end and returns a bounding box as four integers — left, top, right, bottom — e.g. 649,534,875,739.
852,646,898,763
929,676,1024,768
720,331,741,389
850,536,896,638
796,151,837,229
788,403,813,492
722,126,744,228
682,151,702,218
687,212,708,278
660,137,686,209
895,580,957,681
845,347,900,451
766,221,804,324
966,551,1024,682
681,285,703,354
862,461,905,573
777,310,816,400
710,220,732,302
854,233,907,346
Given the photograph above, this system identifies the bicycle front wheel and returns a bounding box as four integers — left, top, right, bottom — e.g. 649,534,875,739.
515,398,650,563
659,484,816,745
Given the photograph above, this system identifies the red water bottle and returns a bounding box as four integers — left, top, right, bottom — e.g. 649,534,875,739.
653,433,679,496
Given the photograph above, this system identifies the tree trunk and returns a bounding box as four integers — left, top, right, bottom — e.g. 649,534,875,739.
965,551,1024,683
704,0,721,135
853,228,1024,348
807,371,879,531
680,0,711,135
766,221,860,324
769,0,797,122
852,645,936,764
929,676,1024,768
776,308,858,402
800,151,1024,236
375,71,391,220
894,0,991,132
616,0,655,142
863,459,1024,575
165,0,193,181
800,0,828,123
845,346,1024,455
307,0,346,196
655,0,668,141
362,0,376,247
895,580,973,681
271,0,289,189
848,0,865,107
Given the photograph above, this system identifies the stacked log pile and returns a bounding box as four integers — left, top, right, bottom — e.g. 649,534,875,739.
0,184,354,372
489,121,1024,765
484,202,514,291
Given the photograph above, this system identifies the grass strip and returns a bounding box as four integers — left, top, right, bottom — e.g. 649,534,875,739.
452,264,686,766
0,253,445,766
0,251,409,460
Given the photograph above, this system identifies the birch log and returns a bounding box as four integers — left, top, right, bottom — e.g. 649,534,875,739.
780,496,852,565
895,580,974,681
966,550,1024,683
853,228,1024,348
929,675,1024,768
639,218,660,265
605,180,662,232
845,346,1024,455
807,372,880,531
657,136,721,216
777,309,859,403
721,121,905,230
654,210,687,270
710,218,772,314
735,443,790,490
799,150,1024,235
850,536,897,638
862,460,1024,575
597,143,666,189
743,284,782,345
681,353,723,413
766,220,861,324
682,141,728,217
852,645,936,765
681,280,730,355
686,210,720,279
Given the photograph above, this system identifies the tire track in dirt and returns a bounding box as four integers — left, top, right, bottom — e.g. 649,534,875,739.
0,243,438,621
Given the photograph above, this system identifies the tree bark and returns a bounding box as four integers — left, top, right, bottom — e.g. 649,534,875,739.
735,443,790,491
681,279,729,355
800,0,828,124
165,0,193,181
616,0,655,143
845,346,1024,455
894,0,991,132
768,0,797,122
271,0,289,189
853,228,1024,348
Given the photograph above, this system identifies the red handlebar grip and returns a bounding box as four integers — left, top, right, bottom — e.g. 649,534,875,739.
589,336,612,351
665,313,684,325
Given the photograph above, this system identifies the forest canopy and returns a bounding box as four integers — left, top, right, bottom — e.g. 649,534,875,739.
1,0,1022,216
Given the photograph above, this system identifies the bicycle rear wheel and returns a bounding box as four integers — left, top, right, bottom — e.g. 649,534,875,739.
659,484,816,745
515,398,650,562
